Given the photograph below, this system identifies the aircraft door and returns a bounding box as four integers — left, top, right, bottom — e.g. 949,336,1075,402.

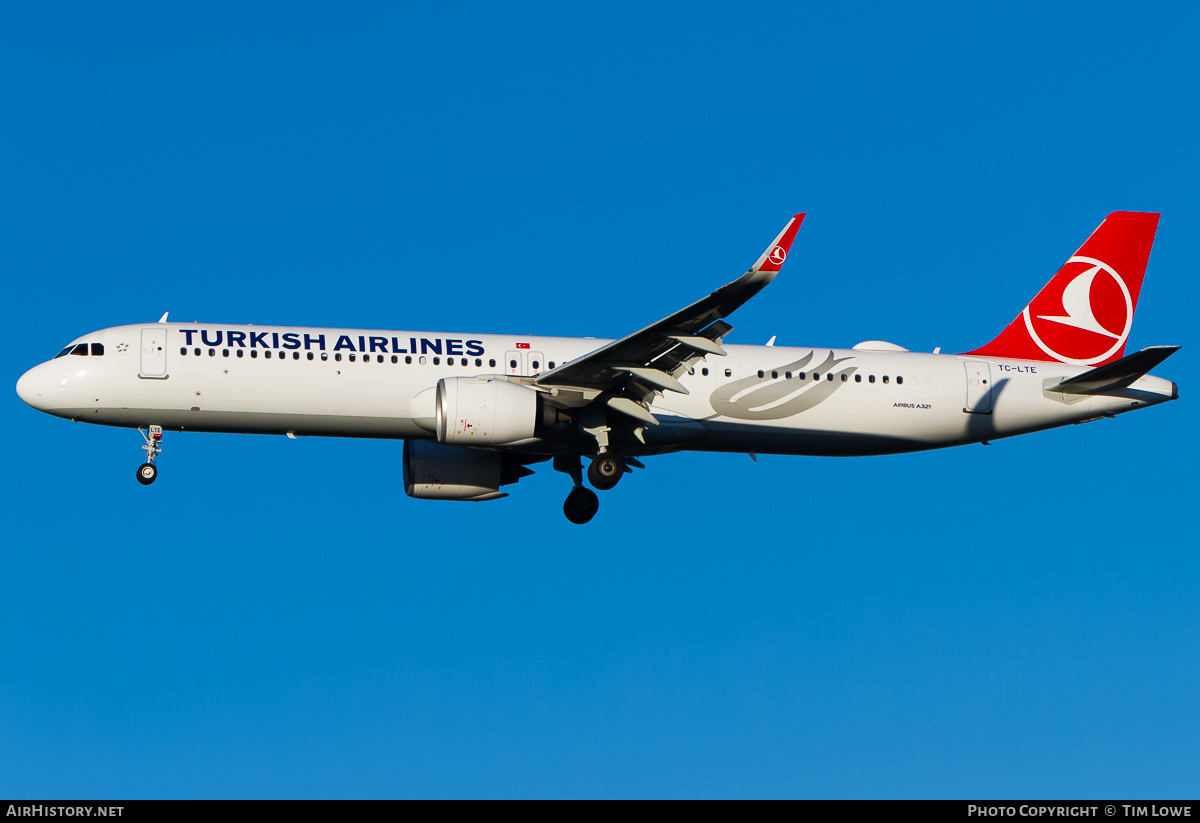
140,328,168,379
964,361,992,413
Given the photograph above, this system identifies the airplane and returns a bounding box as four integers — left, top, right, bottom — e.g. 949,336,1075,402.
15,211,1179,524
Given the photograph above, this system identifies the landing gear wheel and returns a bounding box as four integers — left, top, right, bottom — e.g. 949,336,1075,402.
136,463,158,485
563,487,599,524
587,454,626,491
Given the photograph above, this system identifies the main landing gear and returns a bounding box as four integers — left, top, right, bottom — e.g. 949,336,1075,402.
587,453,626,491
564,486,600,525
136,425,163,486
555,453,642,524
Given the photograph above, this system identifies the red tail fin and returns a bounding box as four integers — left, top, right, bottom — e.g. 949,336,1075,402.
967,212,1159,366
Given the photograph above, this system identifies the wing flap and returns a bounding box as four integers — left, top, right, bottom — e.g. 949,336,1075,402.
611,365,689,395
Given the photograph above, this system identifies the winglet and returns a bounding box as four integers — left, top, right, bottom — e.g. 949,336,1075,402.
750,213,806,273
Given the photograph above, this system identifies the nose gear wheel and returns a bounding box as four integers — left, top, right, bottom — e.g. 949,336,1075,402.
136,426,163,486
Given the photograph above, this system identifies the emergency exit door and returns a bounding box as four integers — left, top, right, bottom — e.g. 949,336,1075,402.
505,349,546,376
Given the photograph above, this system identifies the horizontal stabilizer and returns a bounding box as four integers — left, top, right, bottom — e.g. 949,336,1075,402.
1045,345,1180,395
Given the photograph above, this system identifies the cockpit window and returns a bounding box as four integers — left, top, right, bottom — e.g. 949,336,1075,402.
53,342,103,358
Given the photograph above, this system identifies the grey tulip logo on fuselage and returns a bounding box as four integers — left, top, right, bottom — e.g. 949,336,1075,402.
707,350,856,421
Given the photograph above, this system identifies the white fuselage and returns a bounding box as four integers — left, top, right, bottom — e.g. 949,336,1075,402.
16,322,1177,457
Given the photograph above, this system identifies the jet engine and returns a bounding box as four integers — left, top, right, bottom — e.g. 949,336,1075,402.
435,376,555,446
403,440,536,501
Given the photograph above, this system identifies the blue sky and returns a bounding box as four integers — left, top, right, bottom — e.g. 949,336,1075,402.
2,1,1196,798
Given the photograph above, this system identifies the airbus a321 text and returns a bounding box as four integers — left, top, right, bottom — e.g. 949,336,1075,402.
16,212,1179,523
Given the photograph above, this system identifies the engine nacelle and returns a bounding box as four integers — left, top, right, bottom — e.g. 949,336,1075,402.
403,440,506,501
403,440,540,501
436,376,551,446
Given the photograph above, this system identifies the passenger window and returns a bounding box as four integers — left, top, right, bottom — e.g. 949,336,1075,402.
855,374,861,383
391,355,398,364
419,356,426,365
348,354,355,362
307,352,314,360
757,370,764,378
335,353,342,362
548,361,556,369
771,371,778,379
209,349,215,357
406,356,413,364
724,369,732,377
251,350,258,358
180,347,187,355
294,352,301,360
321,352,328,361
827,374,833,381
702,368,709,376
510,359,518,370
799,372,805,380
841,374,848,382
489,359,496,368
785,371,791,379
433,357,440,365
476,358,483,367
897,376,903,385
377,355,384,363
461,358,467,366
265,350,272,359
237,350,244,358
91,343,104,356
223,349,230,357
868,375,875,383
193,347,200,356
883,375,889,384
813,372,819,380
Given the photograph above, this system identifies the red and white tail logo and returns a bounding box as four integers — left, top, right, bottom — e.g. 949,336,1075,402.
967,211,1159,365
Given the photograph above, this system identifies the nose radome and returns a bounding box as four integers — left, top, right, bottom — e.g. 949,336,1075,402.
16,364,51,410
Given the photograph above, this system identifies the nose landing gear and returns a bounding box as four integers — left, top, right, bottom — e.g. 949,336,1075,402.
136,425,163,485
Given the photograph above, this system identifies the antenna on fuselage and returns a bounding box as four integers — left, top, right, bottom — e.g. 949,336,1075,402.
157,312,169,323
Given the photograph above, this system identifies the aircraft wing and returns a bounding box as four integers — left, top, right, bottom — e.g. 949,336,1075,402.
533,214,805,420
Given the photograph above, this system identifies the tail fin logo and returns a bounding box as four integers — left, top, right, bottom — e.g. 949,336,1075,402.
1022,256,1133,365
768,246,787,265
